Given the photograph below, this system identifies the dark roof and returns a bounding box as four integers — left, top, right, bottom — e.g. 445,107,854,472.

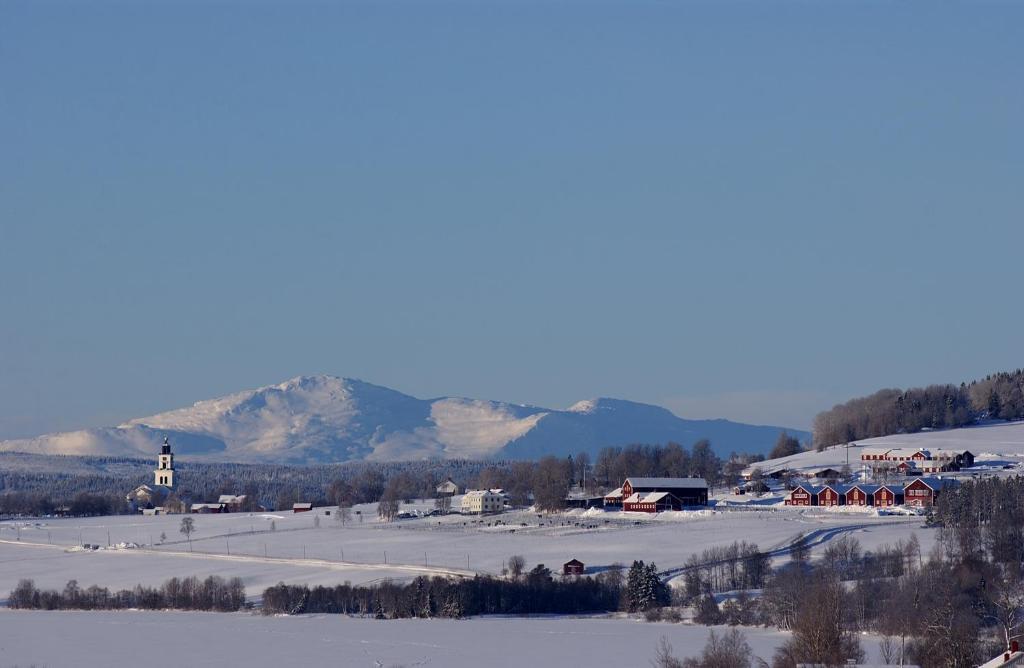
624,477,708,490
906,477,959,491
848,484,882,494
564,558,584,566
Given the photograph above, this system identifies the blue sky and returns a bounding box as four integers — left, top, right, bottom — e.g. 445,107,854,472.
1,1,1022,439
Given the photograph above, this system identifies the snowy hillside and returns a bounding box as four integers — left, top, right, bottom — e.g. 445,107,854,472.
0,375,806,463
747,420,1024,478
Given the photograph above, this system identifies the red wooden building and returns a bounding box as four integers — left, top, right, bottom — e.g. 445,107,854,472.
817,484,849,507
623,491,681,513
845,484,880,506
785,484,821,506
904,477,956,507
620,477,708,507
563,558,585,576
873,485,905,507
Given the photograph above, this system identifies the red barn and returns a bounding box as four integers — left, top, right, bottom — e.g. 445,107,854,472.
873,485,905,507
623,491,681,513
904,477,957,507
620,477,708,507
785,484,821,506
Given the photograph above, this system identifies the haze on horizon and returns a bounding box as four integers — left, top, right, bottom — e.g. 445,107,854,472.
1,1,1021,441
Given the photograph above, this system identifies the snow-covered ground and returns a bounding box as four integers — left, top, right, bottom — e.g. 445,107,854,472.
746,420,1024,480
0,502,932,602
0,609,892,668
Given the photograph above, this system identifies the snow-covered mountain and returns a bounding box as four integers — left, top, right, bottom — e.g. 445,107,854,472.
0,376,808,464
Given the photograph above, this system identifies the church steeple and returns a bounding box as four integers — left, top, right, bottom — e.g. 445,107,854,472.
154,436,175,488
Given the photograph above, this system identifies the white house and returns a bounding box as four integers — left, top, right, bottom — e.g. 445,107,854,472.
461,490,503,514
436,478,459,497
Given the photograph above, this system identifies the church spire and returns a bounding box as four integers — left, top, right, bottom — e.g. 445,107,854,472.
155,436,175,488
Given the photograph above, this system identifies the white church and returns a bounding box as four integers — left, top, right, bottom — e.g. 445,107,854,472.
126,436,177,509
154,436,175,488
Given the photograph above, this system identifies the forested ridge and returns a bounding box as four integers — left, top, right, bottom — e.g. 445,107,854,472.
813,368,1024,449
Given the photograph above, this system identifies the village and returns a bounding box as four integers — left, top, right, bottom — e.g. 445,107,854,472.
122,437,983,520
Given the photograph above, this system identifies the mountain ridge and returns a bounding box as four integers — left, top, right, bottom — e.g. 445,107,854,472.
0,375,809,464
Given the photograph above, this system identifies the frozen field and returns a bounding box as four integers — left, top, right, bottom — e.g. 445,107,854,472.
0,502,932,602
0,609,892,668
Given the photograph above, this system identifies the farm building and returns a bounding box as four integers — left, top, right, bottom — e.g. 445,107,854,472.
435,478,459,497
623,491,683,513
190,503,224,514
217,495,247,512
562,559,585,576
565,493,604,510
293,502,313,513
817,484,848,507
620,477,708,507
785,484,821,506
873,484,905,507
603,488,624,508
860,447,974,473
806,467,843,480
904,477,958,507
845,484,880,506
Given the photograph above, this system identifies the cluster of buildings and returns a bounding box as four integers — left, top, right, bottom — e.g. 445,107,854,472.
603,477,709,512
860,447,974,475
785,477,958,508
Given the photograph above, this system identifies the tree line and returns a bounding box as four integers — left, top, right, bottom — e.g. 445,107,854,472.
8,575,246,612
263,568,623,618
2,437,774,518
813,368,1024,449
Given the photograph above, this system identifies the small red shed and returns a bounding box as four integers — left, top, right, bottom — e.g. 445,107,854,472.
563,558,585,576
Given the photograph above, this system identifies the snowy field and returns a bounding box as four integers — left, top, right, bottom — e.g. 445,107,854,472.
0,502,932,603
0,609,892,668
746,420,1024,479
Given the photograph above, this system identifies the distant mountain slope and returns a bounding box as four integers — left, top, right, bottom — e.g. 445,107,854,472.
0,375,808,463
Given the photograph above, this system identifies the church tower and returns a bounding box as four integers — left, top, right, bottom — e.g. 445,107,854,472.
154,436,175,488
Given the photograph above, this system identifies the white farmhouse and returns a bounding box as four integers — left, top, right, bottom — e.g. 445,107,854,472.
436,478,459,497
461,489,503,514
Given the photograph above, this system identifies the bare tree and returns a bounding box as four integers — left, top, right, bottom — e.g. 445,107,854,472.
179,516,195,551
508,555,526,579
878,636,898,665
434,495,452,515
378,486,400,522
651,636,684,668
533,456,571,512
334,504,352,526
984,570,1024,651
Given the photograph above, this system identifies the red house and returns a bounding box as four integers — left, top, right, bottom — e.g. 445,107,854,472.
785,484,821,506
873,485,905,507
903,477,957,507
563,558,585,576
817,484,848,507
845,484,880,506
